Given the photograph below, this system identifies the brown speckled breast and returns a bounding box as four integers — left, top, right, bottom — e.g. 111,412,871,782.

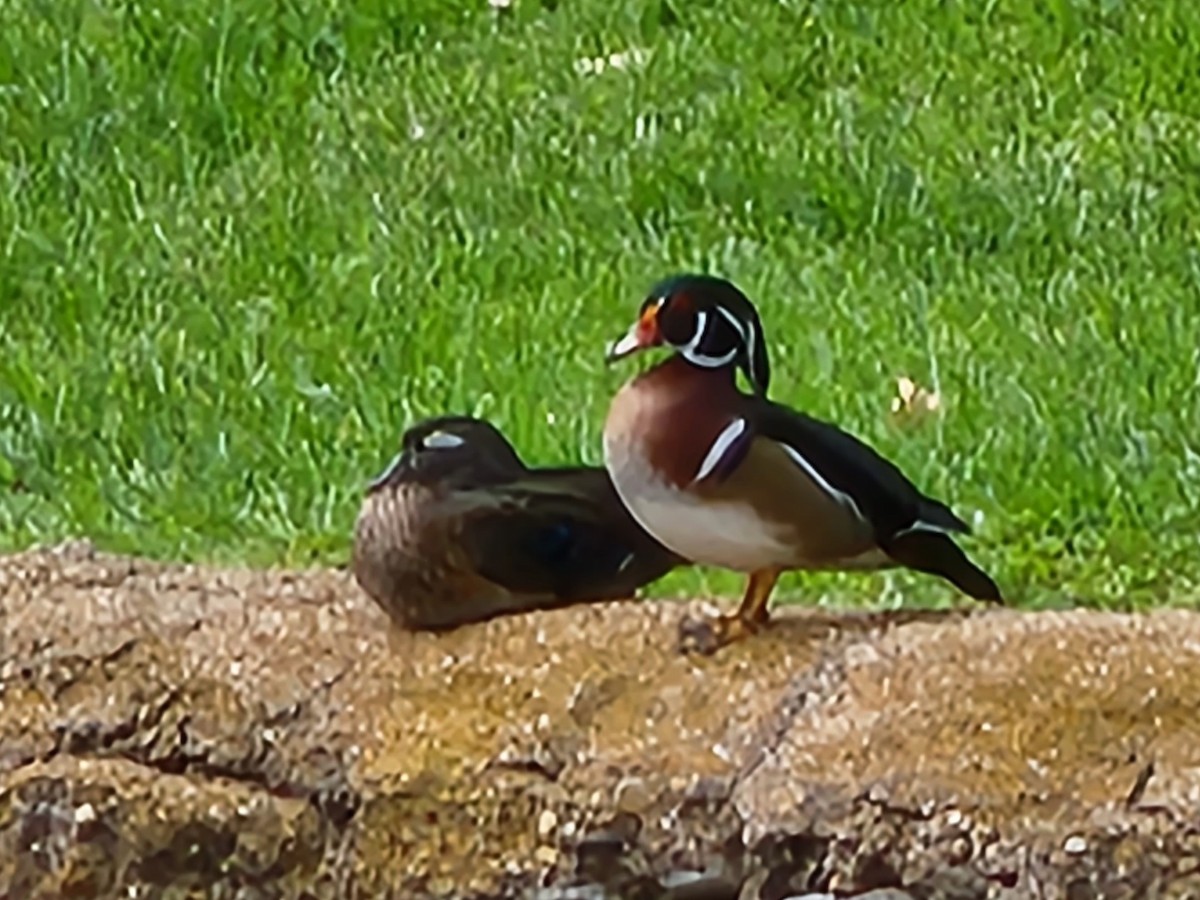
351,483,510,631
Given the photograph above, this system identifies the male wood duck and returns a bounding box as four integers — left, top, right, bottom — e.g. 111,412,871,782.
352,415,682,632
602,273,1003,655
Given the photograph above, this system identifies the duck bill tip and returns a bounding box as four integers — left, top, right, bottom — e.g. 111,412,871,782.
604,329,644,364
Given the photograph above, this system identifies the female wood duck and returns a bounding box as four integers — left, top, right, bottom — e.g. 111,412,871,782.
602,273,1003,655
352,415,682,632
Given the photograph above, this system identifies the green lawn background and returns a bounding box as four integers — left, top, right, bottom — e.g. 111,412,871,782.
2,0,1199,609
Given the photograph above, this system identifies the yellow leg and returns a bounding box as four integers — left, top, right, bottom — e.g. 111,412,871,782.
736,568,781,625
678,568,782,656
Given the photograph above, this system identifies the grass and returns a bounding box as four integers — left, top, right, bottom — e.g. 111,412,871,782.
2,0,1200,611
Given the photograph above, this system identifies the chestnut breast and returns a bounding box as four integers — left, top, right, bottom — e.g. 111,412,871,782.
604,358,742,490
603,360,787,570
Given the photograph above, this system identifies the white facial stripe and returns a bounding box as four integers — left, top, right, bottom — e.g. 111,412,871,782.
675,302,760,378
715,303,761,387
694,418,747,483
683,346,739,368
778,443,866,521
422,431,466,449
715,304,746,342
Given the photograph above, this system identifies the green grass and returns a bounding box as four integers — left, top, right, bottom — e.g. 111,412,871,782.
3,0,1200,610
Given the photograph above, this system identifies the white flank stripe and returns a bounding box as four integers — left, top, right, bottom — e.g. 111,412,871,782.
779,443,866,521
893,520,953,538
694,418,747,483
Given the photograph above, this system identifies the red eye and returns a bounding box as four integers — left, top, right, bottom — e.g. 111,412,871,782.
657,295,697,345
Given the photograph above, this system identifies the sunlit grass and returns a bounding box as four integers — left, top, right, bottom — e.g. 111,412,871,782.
3,0,1199,610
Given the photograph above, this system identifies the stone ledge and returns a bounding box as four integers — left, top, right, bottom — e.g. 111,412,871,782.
2,541,1199,899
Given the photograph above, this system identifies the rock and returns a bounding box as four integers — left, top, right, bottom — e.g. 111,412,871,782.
3,542,1200,898
733,609,1200,896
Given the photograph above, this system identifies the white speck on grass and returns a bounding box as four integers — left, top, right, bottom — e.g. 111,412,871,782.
574,47,649,77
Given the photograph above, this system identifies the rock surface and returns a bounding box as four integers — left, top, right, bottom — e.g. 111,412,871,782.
3,540,1200,899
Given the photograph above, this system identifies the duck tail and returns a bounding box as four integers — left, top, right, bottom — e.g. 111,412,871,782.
883,529,1003,603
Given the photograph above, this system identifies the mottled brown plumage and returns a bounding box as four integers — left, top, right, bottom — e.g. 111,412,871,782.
603,274,1003,654
352,415,682,632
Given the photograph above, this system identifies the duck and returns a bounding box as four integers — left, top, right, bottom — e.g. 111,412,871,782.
352,414,682,631
601,273,1002,654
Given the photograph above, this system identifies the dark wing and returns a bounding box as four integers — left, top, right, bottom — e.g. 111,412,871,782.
457,469,680,601
752,398,971,540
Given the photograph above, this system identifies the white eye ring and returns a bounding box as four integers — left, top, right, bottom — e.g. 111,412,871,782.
421,431,466,449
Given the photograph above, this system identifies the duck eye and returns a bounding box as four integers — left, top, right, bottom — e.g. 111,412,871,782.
421,431,466,450
657,297,699,346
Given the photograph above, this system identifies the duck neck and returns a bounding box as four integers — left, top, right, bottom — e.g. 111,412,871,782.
637,354,740,399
